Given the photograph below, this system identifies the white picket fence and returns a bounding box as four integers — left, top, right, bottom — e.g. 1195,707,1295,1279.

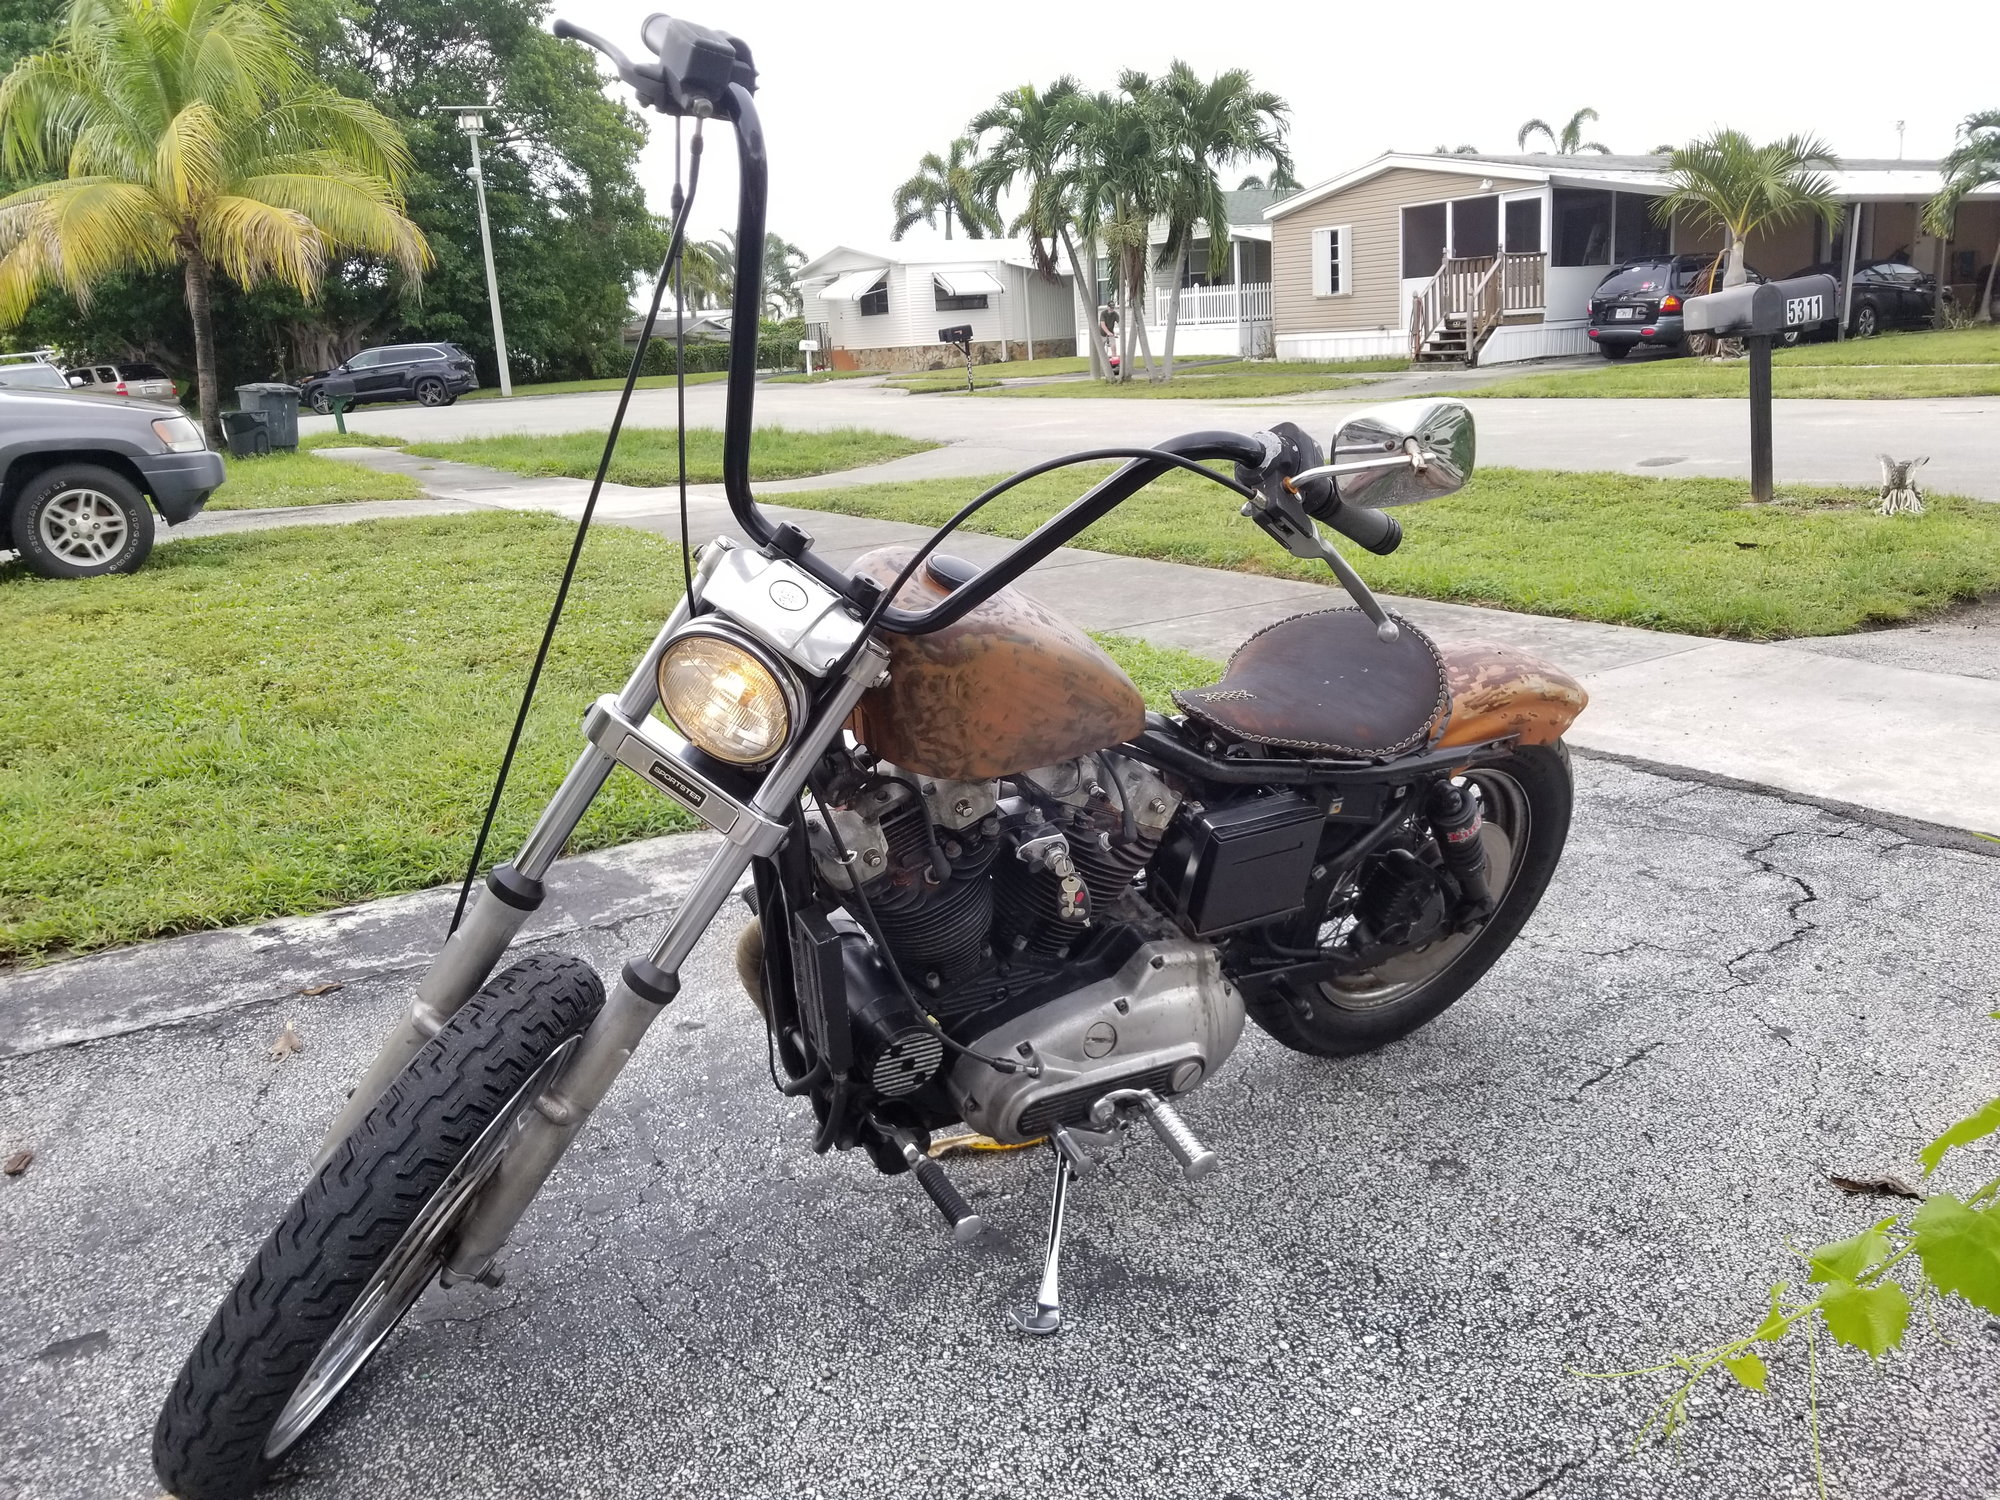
1147,281,1272,327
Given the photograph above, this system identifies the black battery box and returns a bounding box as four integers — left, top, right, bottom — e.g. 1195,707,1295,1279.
1151,791,1324,937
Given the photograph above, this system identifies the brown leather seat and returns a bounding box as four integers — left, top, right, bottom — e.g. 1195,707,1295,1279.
1173,608,1448,759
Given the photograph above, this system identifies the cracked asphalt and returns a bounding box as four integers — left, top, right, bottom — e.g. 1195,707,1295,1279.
3,758,1998,1499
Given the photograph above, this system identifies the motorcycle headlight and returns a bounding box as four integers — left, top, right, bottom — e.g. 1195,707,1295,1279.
656,628,796,765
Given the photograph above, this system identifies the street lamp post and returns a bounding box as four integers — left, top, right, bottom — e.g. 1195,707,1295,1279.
441,105,512,398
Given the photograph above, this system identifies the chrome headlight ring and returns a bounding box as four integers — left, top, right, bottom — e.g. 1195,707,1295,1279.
655,619,807,767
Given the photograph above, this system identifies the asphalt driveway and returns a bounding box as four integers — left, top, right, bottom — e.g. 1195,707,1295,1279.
4,758,1996,1499
302,377,2000,501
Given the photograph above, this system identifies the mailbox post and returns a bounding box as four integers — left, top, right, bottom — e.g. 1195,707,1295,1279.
938,323,976,393
1682,274,1838,502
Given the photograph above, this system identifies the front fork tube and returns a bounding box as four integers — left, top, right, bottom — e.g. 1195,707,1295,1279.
443,642,888,1279
319,557,722,1164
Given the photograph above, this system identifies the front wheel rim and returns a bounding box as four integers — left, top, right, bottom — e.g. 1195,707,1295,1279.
1316,769,1532,1012
262,1038,577,1458
37,488,129,565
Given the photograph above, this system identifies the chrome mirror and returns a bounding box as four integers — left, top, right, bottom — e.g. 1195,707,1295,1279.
1330,398,1475,508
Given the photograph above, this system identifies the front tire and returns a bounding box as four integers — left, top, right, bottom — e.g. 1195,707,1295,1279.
1244,742,1573,1058
153,953,604,1500
1852,302,1879,339
10,463,154,578
308,389,333,416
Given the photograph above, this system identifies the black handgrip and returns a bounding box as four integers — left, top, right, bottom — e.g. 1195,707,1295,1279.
1322,497,1402,556
912,1157,985,1242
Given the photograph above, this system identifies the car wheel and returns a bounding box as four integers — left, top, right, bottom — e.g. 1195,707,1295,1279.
1598,344,1630,360
1853,302,1879,338
10,464,155,579
1685,331,1715,358
414,376,449,407
309,389,332,416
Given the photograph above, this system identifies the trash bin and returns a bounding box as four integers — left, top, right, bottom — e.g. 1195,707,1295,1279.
220,408,270,458
234,382,301,450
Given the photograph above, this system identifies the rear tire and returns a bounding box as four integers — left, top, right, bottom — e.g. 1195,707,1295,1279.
414,376,449,407
1598,344,1630,359
153,953,604,1500
1244,742,1573,1058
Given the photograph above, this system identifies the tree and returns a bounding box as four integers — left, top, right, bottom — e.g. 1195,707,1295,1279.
1925,110,2000,324
687,229,807,317
1237,166,1301,189
1430,146,1479,157
0,0,428,442
1060,85,1169,380
890,135,1002,240
1517,108,1610,155
1653,129,1841,289
1143,60,1290,380
971,78,1108,375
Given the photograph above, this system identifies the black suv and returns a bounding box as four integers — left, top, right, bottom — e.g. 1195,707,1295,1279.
1585,255,1779,358
301,343,478,413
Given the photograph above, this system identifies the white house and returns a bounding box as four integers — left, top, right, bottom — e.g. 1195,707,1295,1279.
1265,152,2000,366
1075,187,1280,360
798,240,1075,372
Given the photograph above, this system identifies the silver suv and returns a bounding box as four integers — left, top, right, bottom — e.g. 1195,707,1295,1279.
2,386,225,578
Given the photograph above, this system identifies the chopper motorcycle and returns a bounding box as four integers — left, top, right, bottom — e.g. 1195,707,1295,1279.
153,14,1588,1498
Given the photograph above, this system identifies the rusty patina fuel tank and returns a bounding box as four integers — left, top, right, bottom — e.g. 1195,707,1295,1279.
847,547,1144,779
1434,640,1588,748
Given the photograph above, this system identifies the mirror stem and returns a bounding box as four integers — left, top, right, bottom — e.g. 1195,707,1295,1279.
1288,450,1420,488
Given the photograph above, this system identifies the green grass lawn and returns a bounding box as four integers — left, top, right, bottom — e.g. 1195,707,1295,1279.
1777,324,2000,366
764,369,877,384
298,431,410,451
0,512,1204,963
401,425,937,486
458,370,731,401
777,464,2000,639
204,450,424,510
1450,361,2000,399
891,376,1003,394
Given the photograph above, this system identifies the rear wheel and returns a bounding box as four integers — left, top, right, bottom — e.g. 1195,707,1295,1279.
1598,344,1630,359
414,376,449,407
1243,743,1573,1058
153,953,604,1500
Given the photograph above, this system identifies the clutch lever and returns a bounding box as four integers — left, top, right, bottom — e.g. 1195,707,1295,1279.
552,19,669,111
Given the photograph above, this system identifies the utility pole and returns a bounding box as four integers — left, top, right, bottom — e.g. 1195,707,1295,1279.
441,105,512,398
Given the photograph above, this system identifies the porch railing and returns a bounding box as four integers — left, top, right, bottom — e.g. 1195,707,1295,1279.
1147,281,1273,327
1410,253,1545,361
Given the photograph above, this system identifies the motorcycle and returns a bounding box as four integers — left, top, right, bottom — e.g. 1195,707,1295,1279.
153,14,1588,1498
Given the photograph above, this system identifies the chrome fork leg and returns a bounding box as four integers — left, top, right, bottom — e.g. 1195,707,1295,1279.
316,577,712,1165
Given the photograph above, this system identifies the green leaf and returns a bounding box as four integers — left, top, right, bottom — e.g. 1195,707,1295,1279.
1808,1226,1890,1284
1920,1098,2000,1175
1723,1351,1769,1391
1816,1279,1910,1357
1912,1194,2000,1314
1753,1281,1792,1342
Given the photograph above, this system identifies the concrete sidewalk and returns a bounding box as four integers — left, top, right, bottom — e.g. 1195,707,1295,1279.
180,448,2000,836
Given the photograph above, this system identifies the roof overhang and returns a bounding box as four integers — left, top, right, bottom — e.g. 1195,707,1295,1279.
1267,155,1553,220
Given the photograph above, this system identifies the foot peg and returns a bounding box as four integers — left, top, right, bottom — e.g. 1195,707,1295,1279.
899,1140,984,1243
1089,1088,1219,1182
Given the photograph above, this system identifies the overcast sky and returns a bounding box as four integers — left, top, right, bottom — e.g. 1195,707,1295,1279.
556,0,1992,265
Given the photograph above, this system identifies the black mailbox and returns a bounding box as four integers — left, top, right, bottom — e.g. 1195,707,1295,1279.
937,324,974,350
1684,274,1838,338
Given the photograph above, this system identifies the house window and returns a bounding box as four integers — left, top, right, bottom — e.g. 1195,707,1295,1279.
858,278,888,316
1312,225,1351,296
1551,188,1613,267
933,287,989,311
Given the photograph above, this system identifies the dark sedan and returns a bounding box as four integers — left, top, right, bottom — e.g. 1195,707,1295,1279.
301,342,478,414
1787,259,1946,339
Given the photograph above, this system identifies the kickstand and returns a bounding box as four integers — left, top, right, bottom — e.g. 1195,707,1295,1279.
1010,1127,1092,1335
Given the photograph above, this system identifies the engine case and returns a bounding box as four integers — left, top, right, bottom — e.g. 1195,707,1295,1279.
947,935,1243,1143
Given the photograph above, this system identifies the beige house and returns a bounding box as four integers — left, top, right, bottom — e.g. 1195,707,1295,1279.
1266,153,2000,365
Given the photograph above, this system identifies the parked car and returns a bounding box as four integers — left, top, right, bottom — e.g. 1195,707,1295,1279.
1585,255,1787,358
0,361,73,392
300,343,478,414
1,386,224,579
1785,259,1947,339
63,359,179,402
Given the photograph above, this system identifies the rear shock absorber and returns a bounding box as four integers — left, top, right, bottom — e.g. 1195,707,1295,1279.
1427,780,1493,924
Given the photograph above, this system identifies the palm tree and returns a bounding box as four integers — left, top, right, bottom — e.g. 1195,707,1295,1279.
1061,85,1169,380
686,230,806,317
1237,166,1301,189
890,135,1001,241
1144,61,1291,380
1925,110,2000,324
1517,108,1610,155
1430,146,1480,157
971,79,1107,374
0,0,428,443
1653,129,1841,289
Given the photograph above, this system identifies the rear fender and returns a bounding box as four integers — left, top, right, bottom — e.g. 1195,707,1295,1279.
1435,641,1587,749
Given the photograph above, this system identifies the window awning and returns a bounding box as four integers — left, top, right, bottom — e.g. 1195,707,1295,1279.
820,268,887,301
933,268,1005,297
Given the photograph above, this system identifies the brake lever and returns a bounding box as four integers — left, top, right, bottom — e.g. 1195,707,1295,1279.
1239,450,1399,642
552,19,668,110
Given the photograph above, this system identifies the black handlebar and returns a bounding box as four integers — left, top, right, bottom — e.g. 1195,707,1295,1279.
1320,495,1402,556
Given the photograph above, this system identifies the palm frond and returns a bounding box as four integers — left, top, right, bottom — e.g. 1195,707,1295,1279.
198,192,322,291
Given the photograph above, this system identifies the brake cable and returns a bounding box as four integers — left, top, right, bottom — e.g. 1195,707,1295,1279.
447,120,707,937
